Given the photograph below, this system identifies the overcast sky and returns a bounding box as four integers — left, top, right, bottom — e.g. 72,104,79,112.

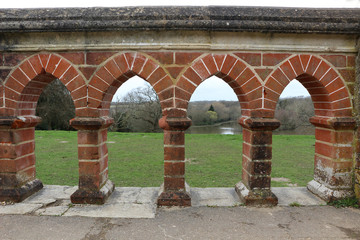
2,0,359,101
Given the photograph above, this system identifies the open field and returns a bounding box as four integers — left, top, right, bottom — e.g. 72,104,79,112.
35,131,315,187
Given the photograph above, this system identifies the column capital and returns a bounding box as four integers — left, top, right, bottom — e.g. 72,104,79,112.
159,116,192,131
0,116,41,129
238,117,280,131
70,116,114,130
310,116,356,130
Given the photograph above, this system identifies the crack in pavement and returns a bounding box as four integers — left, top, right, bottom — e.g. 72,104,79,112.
334,226,360,239
81,218,116,240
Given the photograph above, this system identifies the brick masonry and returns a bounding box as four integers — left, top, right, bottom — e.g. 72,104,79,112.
0,50,358,205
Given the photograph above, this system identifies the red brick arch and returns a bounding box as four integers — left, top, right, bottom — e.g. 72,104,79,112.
263,54,355,202
88,52,174,117
176,54,262,117
264,54,352,118
3,53,87,116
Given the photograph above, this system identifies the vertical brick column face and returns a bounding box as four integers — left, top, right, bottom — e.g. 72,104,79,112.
308,116,356,201
355,50,360,204
70,117,115,204
0,116,43,202
0,128,36,187
235,117,280,206
242,129,273,189
157,114,192,206
356,127,360,202
77,128,109,190
163,130,186,191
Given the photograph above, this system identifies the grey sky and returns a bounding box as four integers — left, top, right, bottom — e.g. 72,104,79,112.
114,77,310,102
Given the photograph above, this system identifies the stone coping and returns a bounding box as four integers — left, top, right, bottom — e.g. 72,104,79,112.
0,6,359,34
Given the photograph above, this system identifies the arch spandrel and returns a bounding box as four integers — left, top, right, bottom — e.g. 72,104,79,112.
87,52,174,117
3,53,86,116
264,54,352,118
175,54,263,118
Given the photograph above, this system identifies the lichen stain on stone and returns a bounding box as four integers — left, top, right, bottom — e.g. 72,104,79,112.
315,160,353,187
16,171,34,185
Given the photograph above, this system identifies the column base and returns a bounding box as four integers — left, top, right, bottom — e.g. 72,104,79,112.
157,183,191,207
235,182,278,206
0,179,43,202
71,180,115,204
307,180,354,202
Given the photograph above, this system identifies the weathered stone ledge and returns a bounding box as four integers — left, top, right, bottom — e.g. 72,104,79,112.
0,6,359,34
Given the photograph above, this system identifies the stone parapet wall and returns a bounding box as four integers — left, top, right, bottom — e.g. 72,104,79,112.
0,6,359,206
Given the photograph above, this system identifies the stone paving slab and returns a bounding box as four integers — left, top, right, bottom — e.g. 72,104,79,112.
272,187,326,206
35,205,70,216
23,185,77,205
64,202,157,218
64,187,159,218
0,185,326,219
108,187,159,204
0,203,43,215
190,187,241,207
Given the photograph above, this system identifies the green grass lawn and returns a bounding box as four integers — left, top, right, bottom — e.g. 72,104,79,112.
271,135,315,187
35,131,79,186
35,131,315,187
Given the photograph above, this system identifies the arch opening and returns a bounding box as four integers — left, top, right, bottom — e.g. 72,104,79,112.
274,79,314,134
34,78,78,186
76,52,172,203
272,79,315,188
110,77,162,133
87,52,174,118
36,79,75,130
176,54,263,118
106,75,163,187
265,55,355,201
0,53,86,202
187,76,241,134
185,76,242,187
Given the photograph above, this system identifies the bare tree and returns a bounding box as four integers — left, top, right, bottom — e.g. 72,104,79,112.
110,85,162,132
275,97,314,130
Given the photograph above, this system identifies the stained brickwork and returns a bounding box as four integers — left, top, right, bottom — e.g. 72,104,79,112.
0,50,357,205
0,6,359,206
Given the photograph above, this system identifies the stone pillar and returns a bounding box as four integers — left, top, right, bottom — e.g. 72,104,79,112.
355,48,360,205
307,116,355,201
157,115,192,206
0,116,43,202
356,127,360,204
70,117,115,204
235,117,280,206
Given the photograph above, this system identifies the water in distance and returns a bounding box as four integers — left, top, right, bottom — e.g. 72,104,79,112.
186,121,314,135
